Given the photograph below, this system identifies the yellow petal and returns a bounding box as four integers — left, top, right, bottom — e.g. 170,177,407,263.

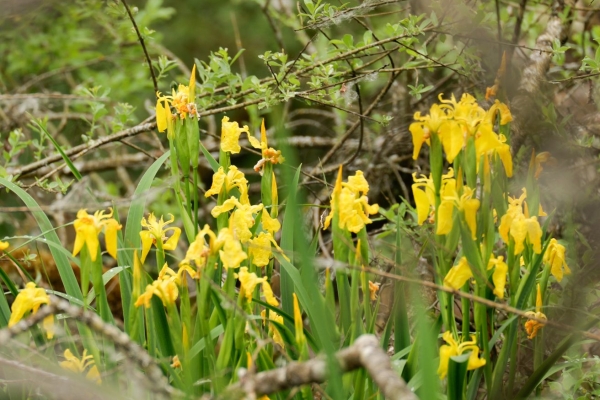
205,167,226,197
462,198,480,240
0,240,9,251
211,197,238,218
525,217,542,254
262,280,279,306
104,219,121,260
443,257,473,290
491,257,508,299
409,123,427,160
439,120,463,163
436,200,455,235
156,101,168,133
163,227,181,251
249,232,272,267
261,209,281,234
139,230,154,264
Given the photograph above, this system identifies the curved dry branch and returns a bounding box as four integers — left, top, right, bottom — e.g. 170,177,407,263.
221,334,418,400
0,295,176,399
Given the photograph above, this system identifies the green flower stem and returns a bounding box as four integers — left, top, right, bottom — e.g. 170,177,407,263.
193,167,200,235
461,281,470,338
394,211,410,353
155,238,165,270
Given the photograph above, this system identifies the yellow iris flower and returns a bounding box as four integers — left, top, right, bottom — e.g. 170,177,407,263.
323,167,379,233
156,65,198,137
215,227,247,269
180,224,219,270
134,263,195,308
437,184,480,239
248,231,286,267
524,284,547,339
139,213,181,263
437,331,486,379
60,349,101,384
235,267,278,306
499,189,543,255
73,208,122,262
444,255,507,299
211,196,263,243
409,93,513,175
0,240,8,251
411,168,455,225
9,282,54,339
204,165,250,203
544,238,571,282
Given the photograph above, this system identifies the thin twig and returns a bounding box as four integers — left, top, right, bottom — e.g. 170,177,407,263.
120,0,158,95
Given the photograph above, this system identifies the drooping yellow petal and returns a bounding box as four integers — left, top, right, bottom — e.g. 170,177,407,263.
489,255,508,299
443,257,473,290
249,232,273,267
412,184,430,225
462,198,480,240
525,217,542,254
235,267,266,302
104,219,122,259
163,227,181,251
9,283,51,336
439,120,464,163
544,238,571,282
261,209,281,234
409,122,428,160
262,280,279,306
436,200,455,235
205,167,226,197
220,238,247,270
156,100,168,133
211,197,238,217
139,230,154,264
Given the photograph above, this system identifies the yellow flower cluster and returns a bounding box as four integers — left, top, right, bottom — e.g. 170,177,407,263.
444,255,508,299
410,93,513,176
156,65,198,137
323,166,379,233
135,263,195,308
235,267,279,306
